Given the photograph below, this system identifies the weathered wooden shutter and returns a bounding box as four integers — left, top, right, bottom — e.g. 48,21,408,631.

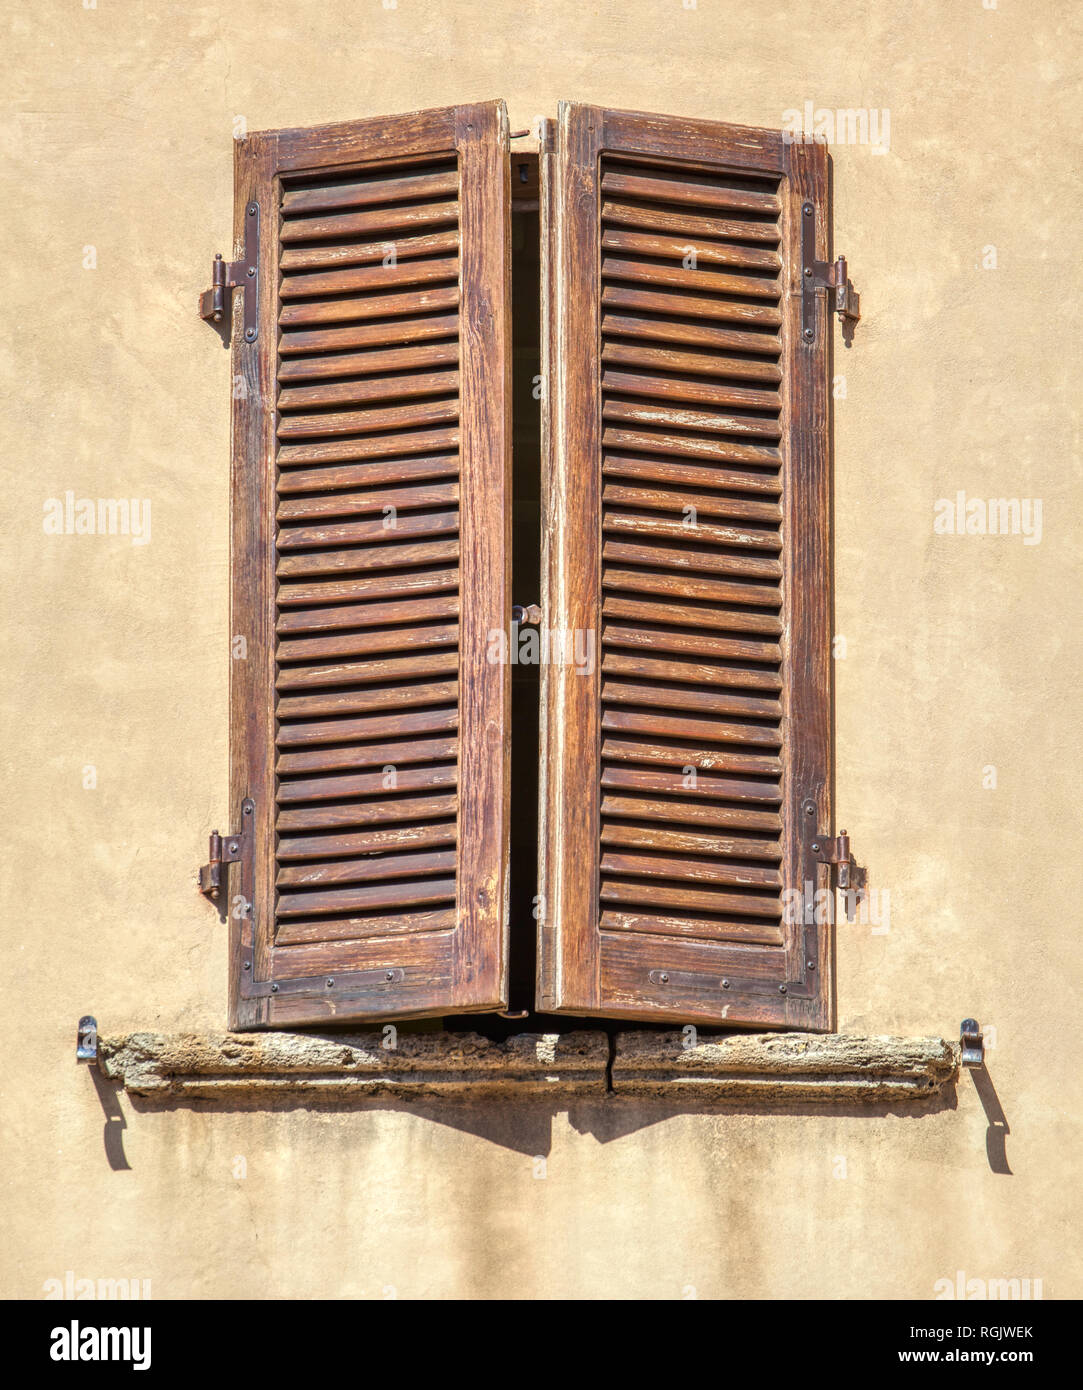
539,104,834,1030
219,102,511,1029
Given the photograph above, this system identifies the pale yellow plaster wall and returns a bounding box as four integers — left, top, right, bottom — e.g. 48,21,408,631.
2,0,1080,1299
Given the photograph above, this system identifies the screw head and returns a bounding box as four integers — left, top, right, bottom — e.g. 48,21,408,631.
228,842,238,853
244,804,252,815
247,266,255,278
245,327,256,341
384,971,395,982
779,984,788,994
659,972,669,984
248,205,256,216
807,960,816,970
271,983,278,992
804,266,813,277
803,327,814,340
326,978,334,988
812,842,820,852
803,203,813,216
721,978,730,989
243,961,251,971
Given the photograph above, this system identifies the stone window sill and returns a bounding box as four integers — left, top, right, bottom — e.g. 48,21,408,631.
97,1030,958,1104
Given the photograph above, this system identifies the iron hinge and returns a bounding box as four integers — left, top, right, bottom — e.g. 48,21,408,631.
199,799,254,901
811,828,855,890
800,201,859,341
198,201,260,342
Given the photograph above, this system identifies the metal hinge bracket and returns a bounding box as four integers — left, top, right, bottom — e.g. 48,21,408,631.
801,201,859,341
960,1018,984,1068
76,1015,98,1063
198,201,260,342
199,799,254,901
811,828,854,889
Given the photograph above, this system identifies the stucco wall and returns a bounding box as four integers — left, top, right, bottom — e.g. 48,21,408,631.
3,0,1079,1299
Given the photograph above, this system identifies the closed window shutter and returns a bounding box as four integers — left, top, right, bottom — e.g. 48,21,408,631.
225,102,511,1029
539,103,834,1030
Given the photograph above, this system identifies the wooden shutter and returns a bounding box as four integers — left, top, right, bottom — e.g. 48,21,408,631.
225,102,511,1029
539,104,834,1030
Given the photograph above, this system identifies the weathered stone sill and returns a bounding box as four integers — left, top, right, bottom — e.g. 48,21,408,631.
97,1030,958,1103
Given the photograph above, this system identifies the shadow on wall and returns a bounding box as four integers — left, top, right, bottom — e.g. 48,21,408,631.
80,1071,1013,1168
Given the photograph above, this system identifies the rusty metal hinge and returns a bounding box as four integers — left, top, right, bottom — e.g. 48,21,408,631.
811,828,854,889
198,201,260,342
801,201,859,341
199,799,254,900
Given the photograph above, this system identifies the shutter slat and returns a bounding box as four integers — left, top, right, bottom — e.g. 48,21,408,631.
276,794,459,833
280,229,460,272
277,623,459,662
277,849,458,889
280,313,459,355
601,256,780,300
601,198,781,245
601,652,782,693
600,851,782,887
279,285,460,329
601,767,782,804
276,539,460,585
600,369,780,411
278,822,457,862
602,510,782,551
279,201,460,245
602,284,783,328
603,453,781,495
277,400,459,440
602,566,779,608
276,652,459,691
278,341,459,382
277,594,459,634
601,706,782,746
602,340,782,382
602,483,781,524
277,764,456,803
600,539,782,582
278,735,459,775
278,511,459,551
600,878,781,916
277,483,459,521
600,821,781,858
601,738,780,778
275,689,458,744
600,797,779,832
280,257,459,300
275,908,456,946
600,170,780,215
601,227,780,272
281,168,458,214
278,429,461,468
601,427,781,468
599,910,782,945
276,454,460,493
601,311,781,355
277,878,458,917
601,594,784,637
602,400,782,439
277,371,461,412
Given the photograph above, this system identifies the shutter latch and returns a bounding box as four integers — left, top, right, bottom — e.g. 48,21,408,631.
198,201,260,342
801,202,860,341
199,799,254,900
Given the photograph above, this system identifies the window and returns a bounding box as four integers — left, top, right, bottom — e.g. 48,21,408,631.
201,100,847,1035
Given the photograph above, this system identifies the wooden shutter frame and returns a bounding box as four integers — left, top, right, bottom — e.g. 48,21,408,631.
226,103,512,1030
538,103,835,1031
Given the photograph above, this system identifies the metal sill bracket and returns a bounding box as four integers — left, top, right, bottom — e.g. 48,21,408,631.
77,1015,98,1063
198,201,259,342
801,201,859,342
960,1018,984,1069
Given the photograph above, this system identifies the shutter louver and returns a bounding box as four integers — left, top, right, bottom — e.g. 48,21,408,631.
225,103,511,1029
539,105,834,1030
